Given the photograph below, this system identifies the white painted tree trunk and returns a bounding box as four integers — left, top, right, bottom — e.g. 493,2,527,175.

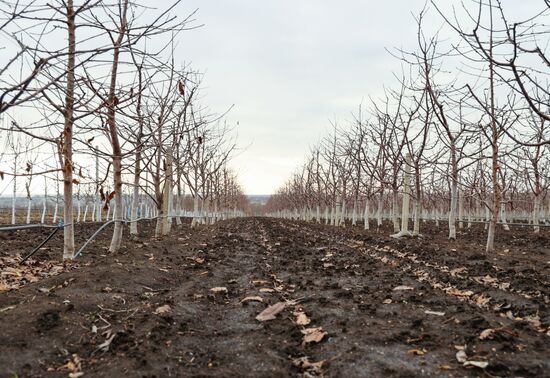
448,178,458,240
364,198,370,230
26,198,32,224
392,190,399,232
413,198,421,236
340,198,346,227
129,173,140,236
377,193,383,228
11,158,17,225
335,196,342,227
351,197,358,226
175,194,182,226
458,189,464,229
500,202,509,231
191,196,199,227
53,202,58,223
533,195,541,234
41,186,47,224
83,204,88,222
393,154,412,238
161,149,173,235
484,206,490,231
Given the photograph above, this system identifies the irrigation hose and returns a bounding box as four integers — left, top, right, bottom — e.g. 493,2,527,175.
20,226,61,263
73,215,166,258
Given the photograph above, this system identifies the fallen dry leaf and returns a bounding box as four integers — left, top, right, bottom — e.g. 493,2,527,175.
450,267,467,277
479,328,496,340
463,360,489,369
302,327,327,344
424,310,445,316
210,287,228,294
446,287,474,297
259,288,275,293
240,296,263,303
439,364,454,370
473,293,491,306
479,327,518,340
292,356,325,373
393,285,414,291
154,304,172,315
456,350,468,363
408,348,426,356
382,299,392,304
0,305,16,313
295,311,311,326
256,302,287,321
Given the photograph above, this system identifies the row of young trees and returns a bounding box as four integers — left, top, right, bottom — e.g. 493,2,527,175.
0,0,248,259
266,0,550,252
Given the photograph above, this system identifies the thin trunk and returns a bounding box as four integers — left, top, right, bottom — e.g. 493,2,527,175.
107,0,129,253
161,148,173,235
364,198,370,230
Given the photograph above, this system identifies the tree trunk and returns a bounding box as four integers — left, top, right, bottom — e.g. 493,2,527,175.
458,189,464,229
399,154,411,234
107,0,129,253
392,188,399,232
364,198,370,230
377,192,383,229
129,155,140,235
448,178,458,239
533,194,541,233
500,202,509,231
351,196,358,226
161,148,173,235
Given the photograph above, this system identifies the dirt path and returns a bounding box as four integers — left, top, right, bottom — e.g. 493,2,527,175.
0,218,548,377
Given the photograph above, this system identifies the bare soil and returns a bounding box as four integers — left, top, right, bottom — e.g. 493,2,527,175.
0,218,548,377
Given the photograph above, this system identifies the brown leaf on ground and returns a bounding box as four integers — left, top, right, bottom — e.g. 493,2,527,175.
240,296,263,303
424,310,445,316
393,285,414,291
210,287,228,294
292,356,325,373
256,302,287,321
479,327,518,340
256,300,298,321
463,360,489,369
154,304,172,315
295,311,311,326
302,327,327,344
445,287,474,297
473,293,491,306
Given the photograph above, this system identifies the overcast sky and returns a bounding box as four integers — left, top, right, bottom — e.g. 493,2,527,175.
173,0,536,195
